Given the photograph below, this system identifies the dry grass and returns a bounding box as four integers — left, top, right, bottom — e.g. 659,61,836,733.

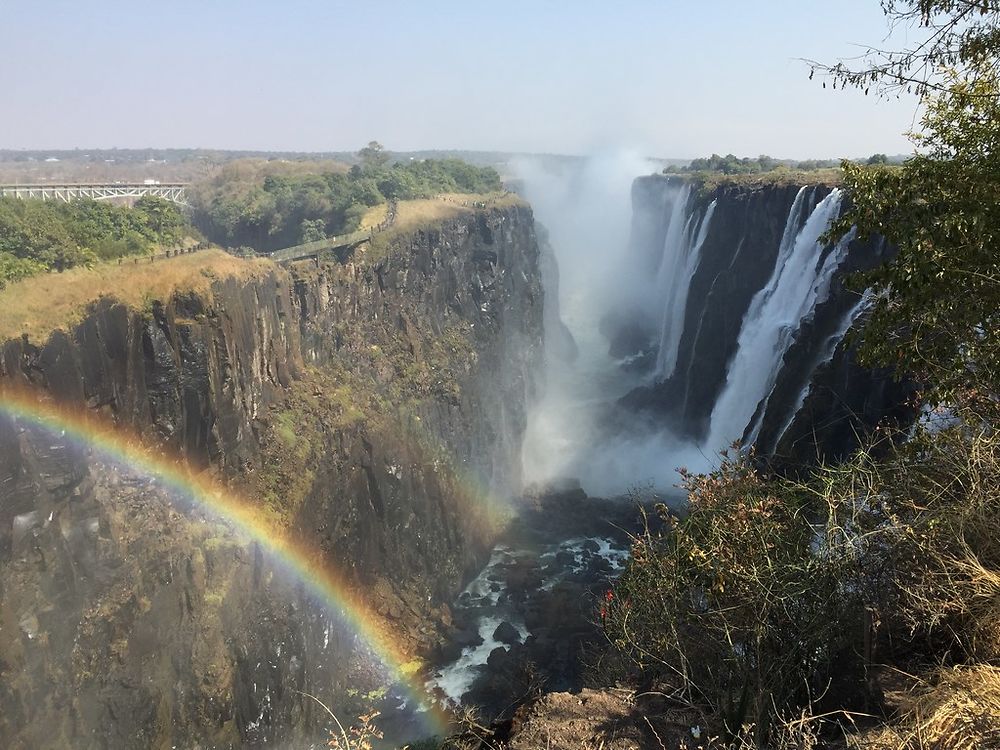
358,192,525,265
358,202,389,230
391,192,523,233
856,666,1000,750
0,249,276,342
393,198,470,231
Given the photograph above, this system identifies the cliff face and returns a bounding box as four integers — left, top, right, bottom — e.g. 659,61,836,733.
618,175,912,464
0,204,544,748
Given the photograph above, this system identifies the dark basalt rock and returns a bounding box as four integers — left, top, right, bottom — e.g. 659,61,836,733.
0,205,546,748
493,621,521,645
613,176,911,461
487,645,512,671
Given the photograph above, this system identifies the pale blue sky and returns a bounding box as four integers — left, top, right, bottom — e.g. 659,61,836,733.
0,1,921,158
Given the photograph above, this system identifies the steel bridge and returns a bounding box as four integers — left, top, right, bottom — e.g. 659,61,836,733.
0,182,189,205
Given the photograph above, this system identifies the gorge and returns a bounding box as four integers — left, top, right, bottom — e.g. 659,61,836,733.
0,161,908,748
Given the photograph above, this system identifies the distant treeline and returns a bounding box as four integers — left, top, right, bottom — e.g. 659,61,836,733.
190,149,502,252
0,196,190,286
669,152,900,175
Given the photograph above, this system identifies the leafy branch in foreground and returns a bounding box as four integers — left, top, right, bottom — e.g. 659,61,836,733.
805,1,1000,98
828,66,1000,400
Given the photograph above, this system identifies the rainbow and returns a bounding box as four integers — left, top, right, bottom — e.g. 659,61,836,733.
0,386,453,736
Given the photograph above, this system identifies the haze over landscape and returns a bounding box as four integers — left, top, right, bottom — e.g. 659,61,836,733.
3,0,916,158
3,2,1000,749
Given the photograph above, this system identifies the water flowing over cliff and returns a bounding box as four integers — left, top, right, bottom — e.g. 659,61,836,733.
516,153,706,496
519,159,910,497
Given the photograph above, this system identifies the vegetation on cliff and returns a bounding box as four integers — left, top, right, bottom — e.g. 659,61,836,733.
0,248,274,341
833,67,1000,401
662,154,898,194
189,144,502,252
602,4,1000,748
0,195,192,286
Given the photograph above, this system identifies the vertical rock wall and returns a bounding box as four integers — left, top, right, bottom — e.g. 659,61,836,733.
0,204,544,748
617,175,912,464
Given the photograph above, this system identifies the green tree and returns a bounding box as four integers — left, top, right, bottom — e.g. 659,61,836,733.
0,252,46,288
299,218,326,243
831,67,1000,398
358,140,389,170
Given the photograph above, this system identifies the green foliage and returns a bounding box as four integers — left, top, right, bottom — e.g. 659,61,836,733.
0,252,46,287
299,217,326,243
672,154,840,176
683,154,779,174
190,151,501,252
358,140,389,170
830,67,1000,399
0,196,189,286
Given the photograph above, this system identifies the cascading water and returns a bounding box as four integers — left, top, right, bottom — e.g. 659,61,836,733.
519,156,878,497
654,198,717,380
517,155,712,496
704,188,850,452
766,289,874,449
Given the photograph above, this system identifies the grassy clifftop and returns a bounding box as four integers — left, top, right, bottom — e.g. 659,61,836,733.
689,166,844,190
0,249,276,342
0,193,527,344
362,192,525,263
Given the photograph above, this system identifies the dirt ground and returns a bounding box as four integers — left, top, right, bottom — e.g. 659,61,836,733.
506,688,705,750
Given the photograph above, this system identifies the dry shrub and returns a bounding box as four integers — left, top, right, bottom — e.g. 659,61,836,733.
904,666,1000,749
604,450,886,744
678,708,824,750
890,417,1000,660
605,397,1000,747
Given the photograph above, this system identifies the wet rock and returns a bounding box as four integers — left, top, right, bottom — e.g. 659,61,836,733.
588,556,613,574
555,550,575,566
493,621,521,645
487,646,511,671
581,539,601,554
450,627,484,649
435,640,465,663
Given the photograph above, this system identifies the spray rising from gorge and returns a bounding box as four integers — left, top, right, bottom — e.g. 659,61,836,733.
517,155,880,499
516,152,709,497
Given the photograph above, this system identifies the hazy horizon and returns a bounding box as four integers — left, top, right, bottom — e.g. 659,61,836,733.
2,1,921,159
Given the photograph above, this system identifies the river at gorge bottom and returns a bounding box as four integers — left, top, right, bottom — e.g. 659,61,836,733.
375,484,647,747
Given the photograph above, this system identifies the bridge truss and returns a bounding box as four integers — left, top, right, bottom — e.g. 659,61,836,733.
0,183,189,205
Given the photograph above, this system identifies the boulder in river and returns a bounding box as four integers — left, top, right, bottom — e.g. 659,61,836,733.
493,620,521,645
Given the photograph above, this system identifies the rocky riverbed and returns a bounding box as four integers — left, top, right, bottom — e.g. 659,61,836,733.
376,484,645,745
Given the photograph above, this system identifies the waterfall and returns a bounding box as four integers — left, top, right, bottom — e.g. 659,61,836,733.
705,188,849,452
765,289,874,449
654,198,717,380
519,159,880,495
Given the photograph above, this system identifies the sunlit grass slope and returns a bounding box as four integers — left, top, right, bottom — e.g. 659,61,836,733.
0,249,275,342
